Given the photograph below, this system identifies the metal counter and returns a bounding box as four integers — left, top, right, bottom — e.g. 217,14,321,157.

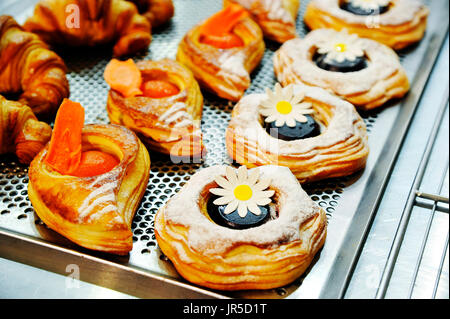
0,0,448,299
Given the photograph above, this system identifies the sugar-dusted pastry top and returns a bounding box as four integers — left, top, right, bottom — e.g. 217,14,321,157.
310,0,427,26
158,165,321,257
234,0,294,23
276,28,403,96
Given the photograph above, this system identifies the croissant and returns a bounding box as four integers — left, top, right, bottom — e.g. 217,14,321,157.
28,100,151,255
105,58,206,158
176,4,265,102
23,0,152,57
224,0,300,43
127,0,174,28
0,15,69,120
0,95,52,165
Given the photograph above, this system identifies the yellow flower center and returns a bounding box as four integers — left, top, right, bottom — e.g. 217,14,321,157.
334,43,347,53
276,101,293,115
234,184,253,201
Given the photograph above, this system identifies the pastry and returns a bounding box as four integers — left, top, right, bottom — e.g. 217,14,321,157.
155,165,327,290
127,0,174,28
104,58,205,158
28,99,151,255
304,0,429,50
176,3,265,102
0,95,52,164
273,28,410,110
226,83,369,183
23,0,152,57
224,0,300,43
0,15,69,120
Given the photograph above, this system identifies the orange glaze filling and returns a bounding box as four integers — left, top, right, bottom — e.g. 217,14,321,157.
199,4,248,49
142,80,180,98
45,99,119,177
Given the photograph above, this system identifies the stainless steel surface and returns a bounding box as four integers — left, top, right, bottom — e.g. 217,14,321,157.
0,0,449,299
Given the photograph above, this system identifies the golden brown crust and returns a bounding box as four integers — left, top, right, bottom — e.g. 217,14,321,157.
0,15,69,120
226,83,369,183
176,14,265,102
155,165,327,290
28,124,151,255
224,0,300,43
128,0,174,28
23,0,152,57
0,95,52,164
273,28,410,110
106,59,206,158
304,0,429,50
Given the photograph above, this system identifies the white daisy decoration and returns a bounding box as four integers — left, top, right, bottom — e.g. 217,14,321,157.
259,83,314,128
209,166,275,218
316,30,365,63
348,0,390,11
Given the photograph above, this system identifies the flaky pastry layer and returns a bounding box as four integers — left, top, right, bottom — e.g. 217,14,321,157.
155,165,327,290
304,0,429,50
28,124,151,255
274,28,410,110
176,15,265,102
107,59,205,158
226,83,369,183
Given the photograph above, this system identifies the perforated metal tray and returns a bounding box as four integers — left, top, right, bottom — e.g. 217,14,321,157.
0,0,448,299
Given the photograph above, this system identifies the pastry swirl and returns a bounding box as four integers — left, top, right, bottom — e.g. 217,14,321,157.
226,83,369,183
304,0,429,50
28,124,151,255
0,15,69,120
224,0,300,43
176,8,265,102
128,0,174,28
155,165,327,290
23,0,152,57
274,28,410,110
106,59,205,158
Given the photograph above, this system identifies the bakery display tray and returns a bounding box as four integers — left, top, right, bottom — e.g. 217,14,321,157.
0,0,448,299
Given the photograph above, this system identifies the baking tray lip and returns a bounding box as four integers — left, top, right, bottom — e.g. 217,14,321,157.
0,0,448,299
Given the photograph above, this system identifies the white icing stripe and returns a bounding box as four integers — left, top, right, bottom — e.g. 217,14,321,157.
160,102,193,128
87,204,118,222
78,182,116,218
218,51,247,77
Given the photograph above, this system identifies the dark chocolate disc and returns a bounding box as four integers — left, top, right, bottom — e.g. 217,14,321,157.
340,1,390,16
265,115,321,141
314,52,367,73
207,195,272,230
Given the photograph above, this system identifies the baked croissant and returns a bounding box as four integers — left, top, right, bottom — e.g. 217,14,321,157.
224,0,300,43
23,0,152,57
176,4,265,102
127,0,174,28
105,58,206,158
0,95,52,165
0,15,69,120
28,107,150,255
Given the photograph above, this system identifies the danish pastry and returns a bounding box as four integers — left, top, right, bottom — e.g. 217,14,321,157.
128,0,174,28
226,83,369,183
224,0,300,43
273,28,410,110
0,15,69,120
28,99,151,255
176,3,265,102
155,165,327,290
23,0,152,57
104,58,205,158
304,0,429,50
0,95,52,164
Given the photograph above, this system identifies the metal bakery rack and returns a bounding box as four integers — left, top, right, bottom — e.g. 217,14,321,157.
0,0,448,299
